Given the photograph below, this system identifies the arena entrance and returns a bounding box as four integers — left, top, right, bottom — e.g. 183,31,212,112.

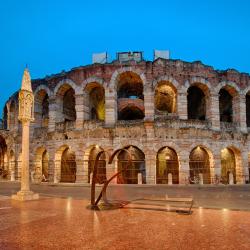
156,147,179,184
88,146,106,184
189,147,211,184
221,148,236,184
117,146,145,184
61,148,76,183
0,135,7,179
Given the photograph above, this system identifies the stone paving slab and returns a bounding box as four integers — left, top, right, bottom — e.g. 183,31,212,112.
0,197,250,250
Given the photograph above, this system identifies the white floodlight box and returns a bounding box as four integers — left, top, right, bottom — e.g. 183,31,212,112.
154,50,170,60
92,52,108,64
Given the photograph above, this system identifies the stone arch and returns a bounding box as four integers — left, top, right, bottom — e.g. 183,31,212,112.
82,76,107,90
156,146,179,184
189,145,212,184
54,79,82,96
114,71,145,120
215,81,241,95
34,88,50,128
55,82,77,122
84,82,105,121
34,85,52,97
154,80,177,114
116,145,146,184
186,81,210,121
110,67,147,90
33,146,49,182
83,144,106,184
55,145,76,183
220,145,243,184
153,75,180,90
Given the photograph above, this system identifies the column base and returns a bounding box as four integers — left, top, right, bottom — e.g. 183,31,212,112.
12,191,39,201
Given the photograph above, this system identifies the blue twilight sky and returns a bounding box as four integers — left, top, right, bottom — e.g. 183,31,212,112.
0,0,250,115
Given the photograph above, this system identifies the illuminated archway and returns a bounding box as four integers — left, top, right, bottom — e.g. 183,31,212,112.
189,146,211,184
117,145,145,184
61,148,76,183
85,82,105,121
88,145,106,183
221,148,236,184
156,147,179,184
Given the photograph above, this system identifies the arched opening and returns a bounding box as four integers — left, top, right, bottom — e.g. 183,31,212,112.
61,148,76,183
117,72,144,120
0,136,7,179
155,81,177,113
56,84,76,123
88,145,106,183
246,93,250,128
33,147,49,182
219,88,233,122
156,147,179,184
85,83,105,121
9,101,16,130
221,148,236,184
63,88,76,121
189,147,211,184
117,146,145,184
34,89,49,128
187,86,206,120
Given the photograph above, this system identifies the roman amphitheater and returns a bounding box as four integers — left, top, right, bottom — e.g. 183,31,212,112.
1,55,250,185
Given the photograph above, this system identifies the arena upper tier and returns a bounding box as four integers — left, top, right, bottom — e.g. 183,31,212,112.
1,57,250,185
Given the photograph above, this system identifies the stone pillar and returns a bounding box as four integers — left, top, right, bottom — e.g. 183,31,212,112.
48,96,58,132
213,151,222,183
177,90,188,120
179,150,189,184
238,94,247,133
12,121,39,200
75,94,84,130
144,88,154,121
75,151,85,183
12,68,39,201
240,151,249,184
105,89,116,127
145,153,156,184
199,173,203,185
210,94,220,130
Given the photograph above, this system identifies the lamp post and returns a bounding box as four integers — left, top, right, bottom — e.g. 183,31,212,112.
12,68,39,201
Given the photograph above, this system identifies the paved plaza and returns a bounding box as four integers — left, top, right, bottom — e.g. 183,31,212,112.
0,182,250,249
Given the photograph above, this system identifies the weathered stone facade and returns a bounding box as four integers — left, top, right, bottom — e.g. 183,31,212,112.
1,58,250,185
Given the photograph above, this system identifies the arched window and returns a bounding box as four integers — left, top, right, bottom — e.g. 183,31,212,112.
221,148,236,184
61,148,76,183
219,89,233,122
189,147,211,184
85,83,105,121
117,146,145,184
156,147,179,184
187,86,206,120
34,90,49,127
117,72,144,120
155,81,177,113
